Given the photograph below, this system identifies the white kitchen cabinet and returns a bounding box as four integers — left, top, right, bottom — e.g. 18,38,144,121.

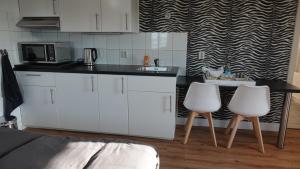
59,0,138,32
128,91,176,139
127,76,177,139
20,86,58,128
98,75,128,135
56,73,99,132
59,0,100,32
19,0,60,17
101,0,138,32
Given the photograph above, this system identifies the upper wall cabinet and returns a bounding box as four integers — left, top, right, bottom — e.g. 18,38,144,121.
19,0,60,17
101,0,138,32
59,0,138,32
59,0,100,32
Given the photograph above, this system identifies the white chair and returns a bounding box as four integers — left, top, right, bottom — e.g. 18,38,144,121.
183,82,221,147
226,85,270,153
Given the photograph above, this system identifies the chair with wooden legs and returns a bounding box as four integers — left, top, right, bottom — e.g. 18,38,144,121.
225,85,270,153
183,82,221,147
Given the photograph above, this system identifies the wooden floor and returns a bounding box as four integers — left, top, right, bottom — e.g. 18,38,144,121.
26,126,300,169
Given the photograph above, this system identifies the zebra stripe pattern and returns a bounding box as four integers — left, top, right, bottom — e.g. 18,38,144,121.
140,0,298,123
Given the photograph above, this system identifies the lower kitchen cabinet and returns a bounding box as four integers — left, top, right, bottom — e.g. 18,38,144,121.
16,70,177,140
56,73,99,132
20,86,58,128
128,91,176,139
98,75,128,135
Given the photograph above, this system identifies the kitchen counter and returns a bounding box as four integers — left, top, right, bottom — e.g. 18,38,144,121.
14,63,179,77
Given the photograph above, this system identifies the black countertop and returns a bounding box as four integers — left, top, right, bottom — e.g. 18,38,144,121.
14,63,179,77
176,76,300,93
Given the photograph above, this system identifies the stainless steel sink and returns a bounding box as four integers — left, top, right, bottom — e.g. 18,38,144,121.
137,66,168,71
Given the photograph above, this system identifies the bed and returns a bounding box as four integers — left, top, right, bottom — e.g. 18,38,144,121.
0,128,159,169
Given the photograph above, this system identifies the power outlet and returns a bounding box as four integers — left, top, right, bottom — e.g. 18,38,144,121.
198,51,205,60
120,50,128,58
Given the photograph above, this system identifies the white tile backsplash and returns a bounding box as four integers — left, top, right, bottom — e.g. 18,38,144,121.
94,35,107,49
159,32,172,50
120,34,132,49
132,33,146,49
132,49,146,65
0,31,12,50
96,48,107,64
145,49,159,60
173,33,188,51
70,33,82,48
82,34,94,48
146,32,159,50
57,32,70,41
106,49,120,64
106,35,120,49
159,50,173,66
120,49,133,65
43,32,58,41
173,50,187,76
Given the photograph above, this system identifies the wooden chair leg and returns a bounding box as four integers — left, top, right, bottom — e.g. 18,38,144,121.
227,115,244,149
225,115,236,135
206,112,218,147
185,112,193,131
251,118,258,139
252,116,265,153
183,112,197,144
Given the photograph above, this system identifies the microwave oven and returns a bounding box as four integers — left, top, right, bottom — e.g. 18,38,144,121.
18,42,72,64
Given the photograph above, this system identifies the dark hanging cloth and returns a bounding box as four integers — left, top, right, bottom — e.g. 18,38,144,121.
1,49,23,121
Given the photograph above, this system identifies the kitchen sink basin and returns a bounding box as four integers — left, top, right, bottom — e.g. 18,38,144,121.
137,66,168,71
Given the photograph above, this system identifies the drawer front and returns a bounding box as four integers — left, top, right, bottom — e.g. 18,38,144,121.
128,76,176,92
16,71,55,87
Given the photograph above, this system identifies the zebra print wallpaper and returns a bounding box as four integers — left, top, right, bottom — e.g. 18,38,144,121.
139,0,298,123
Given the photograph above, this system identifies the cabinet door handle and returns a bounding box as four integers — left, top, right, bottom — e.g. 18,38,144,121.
25,74,41,77
50,89,54,104
52,0,56,15
121,77,124,94
169,95,172,112
125,13,128,30
91,76,94,92
95,13,99,30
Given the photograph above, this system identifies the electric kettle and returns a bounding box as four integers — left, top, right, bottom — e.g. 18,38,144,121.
83,48,98,66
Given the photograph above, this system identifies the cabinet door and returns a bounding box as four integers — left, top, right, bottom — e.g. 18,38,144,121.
99,75,128,135
128,91,176,139
19,0,59,17
101,0,131,32
59,0,100,32
20,86,58,128
56,73,99,132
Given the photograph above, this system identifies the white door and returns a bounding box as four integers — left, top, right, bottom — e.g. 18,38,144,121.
56,73,99,132
101,0,131,32
20,86,58,128
99,75,128,135
19,0,59,17
128,91,176,139
59,0,100,32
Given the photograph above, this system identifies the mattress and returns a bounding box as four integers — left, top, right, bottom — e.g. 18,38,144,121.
0,128,159,169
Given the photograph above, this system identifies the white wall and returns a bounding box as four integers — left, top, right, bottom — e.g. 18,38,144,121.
0,0,188,121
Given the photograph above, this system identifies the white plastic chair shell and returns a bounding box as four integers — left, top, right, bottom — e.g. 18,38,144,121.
228,85,270,117
184,82,221,113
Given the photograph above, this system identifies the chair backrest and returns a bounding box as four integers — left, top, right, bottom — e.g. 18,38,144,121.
228,85,270,117
184,82,221,113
